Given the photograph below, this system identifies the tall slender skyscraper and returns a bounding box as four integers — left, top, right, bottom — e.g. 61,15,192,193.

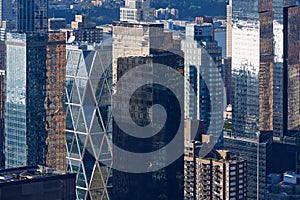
5,32,48,168
112,52,184,200
5,0,66,170
65,43,113,200
0,40,4,170
225,1,273,199
182,22,223,145
283,4,300,134
259,0,274,132
226,0,232,58
45,32,67,171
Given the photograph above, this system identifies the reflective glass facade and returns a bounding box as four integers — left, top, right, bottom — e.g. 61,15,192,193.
182,24,223,144
229,1,270,199
259,0,274,132
5,32,48,168
232,67,259,139
113,53,184,200
16,0,48,33
0,41,5,169
16,0,35,32
283,5,300,132
66,44,113,200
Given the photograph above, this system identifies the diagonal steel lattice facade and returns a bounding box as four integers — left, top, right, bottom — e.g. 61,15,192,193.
65,44,113,200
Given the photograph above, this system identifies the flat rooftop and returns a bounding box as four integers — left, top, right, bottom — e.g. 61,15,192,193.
0,165,73,184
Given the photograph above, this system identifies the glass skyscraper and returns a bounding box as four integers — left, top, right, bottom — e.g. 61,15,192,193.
5,32,47,168
182,23,224,145
226,1,272,199
283,4,300,134
231,67,259,139
65,43,113,200
4,31,67,170
0,40,5,169
111,16,187,199
112,52,184,200
16,0,48,33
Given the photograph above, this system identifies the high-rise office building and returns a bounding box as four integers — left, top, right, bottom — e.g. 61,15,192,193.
112,21,164,89
113,9,184,198
5,32,66,170
227,1,273,199
231,66,259,139
16,0,35,32
282,4,300,172
182,23,223,140
230,1,261,166
0,40,4,169
35,0,48,33
259,0,274,132
5,32,47,168
112,52,184,200
120,0,154,22
283,4,300,133
270,0,299,138
65,43,113,200
184,143,247,200
16,0,48,33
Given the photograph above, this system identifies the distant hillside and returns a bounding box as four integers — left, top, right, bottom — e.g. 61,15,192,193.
49,0,226,26
151,0,226,19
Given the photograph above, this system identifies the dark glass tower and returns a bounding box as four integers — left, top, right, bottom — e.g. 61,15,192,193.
113,52,184,200
16,0,35,32
16,0,48,33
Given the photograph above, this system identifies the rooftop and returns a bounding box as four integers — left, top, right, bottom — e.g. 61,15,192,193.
0,165,72,184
